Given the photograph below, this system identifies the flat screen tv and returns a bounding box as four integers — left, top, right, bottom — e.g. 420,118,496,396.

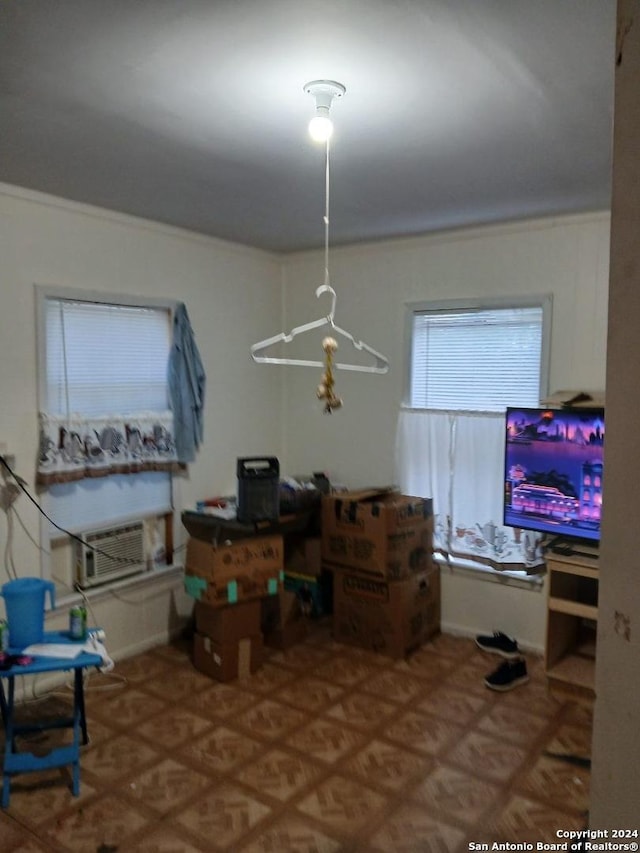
503,406,605,544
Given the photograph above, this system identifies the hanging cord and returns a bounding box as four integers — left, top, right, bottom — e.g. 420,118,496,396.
4,506,18,580
323,138,332,296
0,454,143,569
59,300,72,429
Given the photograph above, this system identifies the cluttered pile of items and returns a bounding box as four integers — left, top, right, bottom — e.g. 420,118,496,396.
182,457,440,683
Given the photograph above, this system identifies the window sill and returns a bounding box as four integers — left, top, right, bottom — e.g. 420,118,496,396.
54,563,184,609
435,554,545,591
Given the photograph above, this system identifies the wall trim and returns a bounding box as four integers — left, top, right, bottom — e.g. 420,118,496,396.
0,181,278,261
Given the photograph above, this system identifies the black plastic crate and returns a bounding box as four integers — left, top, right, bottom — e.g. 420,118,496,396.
237,457,280,523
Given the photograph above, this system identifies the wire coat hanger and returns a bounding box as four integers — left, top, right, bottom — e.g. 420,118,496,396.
250,283,389,373
250,132,389,375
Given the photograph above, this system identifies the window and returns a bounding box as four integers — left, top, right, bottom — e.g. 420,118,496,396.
36,287,175,546
397,296,552,575
407,298,551,411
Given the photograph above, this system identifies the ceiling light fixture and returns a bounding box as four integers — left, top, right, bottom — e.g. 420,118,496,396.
304,79,346,143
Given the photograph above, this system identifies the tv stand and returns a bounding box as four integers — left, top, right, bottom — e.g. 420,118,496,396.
544,546,599,696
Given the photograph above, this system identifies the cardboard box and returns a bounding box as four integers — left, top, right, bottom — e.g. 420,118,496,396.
321,490,433,579
332,566,440,658
193,631,264,682
185,534,283,607
262,588,309,649
185,568,281,607
195,599,261,643
186,534,283,579
285,535,322,577
264,620,309,650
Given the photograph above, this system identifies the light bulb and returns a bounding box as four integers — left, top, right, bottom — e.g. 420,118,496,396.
308,110,333,143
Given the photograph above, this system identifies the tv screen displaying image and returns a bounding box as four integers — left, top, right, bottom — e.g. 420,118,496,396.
503,407,605,543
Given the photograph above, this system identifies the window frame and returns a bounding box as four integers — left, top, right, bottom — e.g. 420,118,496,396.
402,294,553,411
35,284,178,585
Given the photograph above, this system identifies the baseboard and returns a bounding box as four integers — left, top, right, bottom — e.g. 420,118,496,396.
440,620,544,656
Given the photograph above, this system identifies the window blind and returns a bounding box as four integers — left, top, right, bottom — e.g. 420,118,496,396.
45,300,170,417
40,295,172,533
410,306,543,411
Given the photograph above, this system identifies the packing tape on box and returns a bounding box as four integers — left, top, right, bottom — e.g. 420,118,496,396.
184,575,207,600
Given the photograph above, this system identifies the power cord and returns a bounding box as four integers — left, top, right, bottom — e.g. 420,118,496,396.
0,453,146,569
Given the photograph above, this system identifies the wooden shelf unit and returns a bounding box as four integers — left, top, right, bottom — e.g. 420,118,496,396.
545,548,599,694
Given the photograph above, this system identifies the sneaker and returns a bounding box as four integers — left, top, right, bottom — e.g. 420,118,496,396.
484,658,530,692
475,631,520,659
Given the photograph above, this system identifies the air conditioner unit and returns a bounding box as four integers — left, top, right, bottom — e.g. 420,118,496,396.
75,521,146,589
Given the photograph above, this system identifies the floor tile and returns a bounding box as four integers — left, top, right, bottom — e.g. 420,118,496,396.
233,698,309,740
410,761,502,824
488,793,587,842
383,708,465,756
364,799,467,852
175,782,273,849
476,703,553,746
324,691,399,730
136,705,214,749
445,729,529,783
543,721,593,761
359,668,427,704
343,737,433,791
81,732,160,783
296,772,389,836
286,716,368,764
128,825,207,852
84,686,169,728
517,752,591,813
4,768,98,825
42,792,150,851
237,813,342,853
124,757,211,814
180,724,265,774
311,655,385,688
273,676,345,713
232,747,327,802
189,682,262,720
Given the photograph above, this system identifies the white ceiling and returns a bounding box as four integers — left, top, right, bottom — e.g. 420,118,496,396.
0,0,616,253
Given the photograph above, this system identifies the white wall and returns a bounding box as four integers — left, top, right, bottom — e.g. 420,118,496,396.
0,183,283,658
0,182,612,658
590,0,640,825
281,212,611,649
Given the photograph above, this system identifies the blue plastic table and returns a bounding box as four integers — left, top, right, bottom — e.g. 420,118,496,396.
0,630,103,808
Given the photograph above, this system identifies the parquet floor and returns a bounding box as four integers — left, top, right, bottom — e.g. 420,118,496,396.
0,622,592,852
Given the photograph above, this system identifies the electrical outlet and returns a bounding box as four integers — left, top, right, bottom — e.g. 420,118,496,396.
0,482,20,511
0,442,16,478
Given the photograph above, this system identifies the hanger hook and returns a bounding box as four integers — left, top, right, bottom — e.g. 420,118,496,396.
315,284,336,322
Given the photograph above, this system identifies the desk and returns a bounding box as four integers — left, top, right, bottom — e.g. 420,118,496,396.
0,631,103,808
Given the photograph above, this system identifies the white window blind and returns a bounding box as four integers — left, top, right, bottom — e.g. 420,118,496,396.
45,300,170,417
410,306,544,411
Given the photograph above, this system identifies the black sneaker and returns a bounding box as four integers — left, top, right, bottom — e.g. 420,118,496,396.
475,631,520,659
484,658,530,692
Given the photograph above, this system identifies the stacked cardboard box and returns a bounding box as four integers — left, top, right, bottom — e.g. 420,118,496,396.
184,534,283,680
193,600,264,681
261,588,309,650
321,489,439,658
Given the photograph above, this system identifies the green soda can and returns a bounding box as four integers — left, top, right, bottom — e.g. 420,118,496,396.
69,605,87,640
0,618,9,652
